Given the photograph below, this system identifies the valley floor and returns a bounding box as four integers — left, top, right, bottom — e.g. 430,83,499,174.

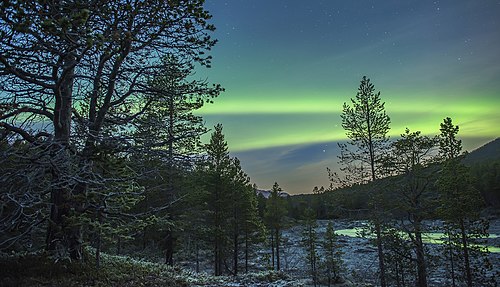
1,219,498,287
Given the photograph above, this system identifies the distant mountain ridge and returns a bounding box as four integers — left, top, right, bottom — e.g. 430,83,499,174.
464,138,500,165
256,189,290,199
286,138,500,213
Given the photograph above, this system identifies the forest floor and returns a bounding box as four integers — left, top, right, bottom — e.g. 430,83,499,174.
1,219,498,286
276,219,500,286
0,250,304,287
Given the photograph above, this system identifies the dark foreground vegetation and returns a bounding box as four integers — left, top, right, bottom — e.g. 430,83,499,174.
0,249,303,287
0,250,186,287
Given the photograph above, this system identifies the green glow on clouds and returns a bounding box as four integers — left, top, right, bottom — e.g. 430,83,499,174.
200,89,500,152
197,0,500,194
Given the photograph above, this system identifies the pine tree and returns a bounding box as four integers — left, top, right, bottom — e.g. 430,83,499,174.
437,117,494,287
322,222,344,286
199,124,263,275
132,56,221,265
240,184,266,273
301,208,319,287
264,182,288,271
388,128,437,287
83,152,147,268
178,168,212,273
335,76,391,287
382,226,414,287
204,124,231,276
226,157,264,275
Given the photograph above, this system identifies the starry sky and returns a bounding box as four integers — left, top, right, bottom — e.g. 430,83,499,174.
196,0,500,194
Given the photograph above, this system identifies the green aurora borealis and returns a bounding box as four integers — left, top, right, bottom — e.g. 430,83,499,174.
196,0,500,194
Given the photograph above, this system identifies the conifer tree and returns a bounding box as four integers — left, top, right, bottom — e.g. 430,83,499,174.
437,117,493,287
334,76,391,287
204,124,231,276
388,128,437,287
301,208,319,287
132,56,221,265
382,226,414,286
322,222,344,286
226,157,264,274
178,168,212,273
199,124,263,275
239,182,265,273
264,182,288,271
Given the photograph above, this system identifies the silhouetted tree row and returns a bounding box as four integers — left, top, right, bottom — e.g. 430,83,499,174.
324,76,496,287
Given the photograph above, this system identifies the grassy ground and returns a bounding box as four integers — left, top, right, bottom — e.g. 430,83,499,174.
0,250,190,287
0,249,303,287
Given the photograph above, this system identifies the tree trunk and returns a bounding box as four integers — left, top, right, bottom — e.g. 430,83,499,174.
46,183,65,251
375,221,387,287
96,209,103,268
165,231,174,265
270,231,275,269
214,238,219,275
448,230,456,287
245,229,249,273
143,226,147,250
233,231,238,275
395,262,401,287
196,241,200,273
414,220,428,287
214,177,221,276
275,228,280,271
310,233,317,287
165,101,175,266
460,219,473,287
46,53,82,260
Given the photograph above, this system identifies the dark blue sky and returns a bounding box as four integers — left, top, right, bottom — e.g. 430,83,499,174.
197,0,500,194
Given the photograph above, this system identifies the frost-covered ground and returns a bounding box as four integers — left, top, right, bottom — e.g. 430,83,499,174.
177,219,499,286
276,219,500,286
278,220,379,285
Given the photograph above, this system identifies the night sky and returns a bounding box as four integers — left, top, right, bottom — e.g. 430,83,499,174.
196,0,500,194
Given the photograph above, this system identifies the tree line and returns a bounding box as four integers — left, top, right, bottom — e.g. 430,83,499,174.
321,76,497,287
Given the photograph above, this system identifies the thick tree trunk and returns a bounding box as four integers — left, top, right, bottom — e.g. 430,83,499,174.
165,231,174,265
46,53,82,260
414,220,428,287
46,184,66,251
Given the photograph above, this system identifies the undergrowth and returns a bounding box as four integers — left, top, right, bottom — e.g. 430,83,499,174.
0,249,304,287
0,249,188,287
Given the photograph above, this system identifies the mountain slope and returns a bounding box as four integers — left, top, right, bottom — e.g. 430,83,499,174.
464,138,500,165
